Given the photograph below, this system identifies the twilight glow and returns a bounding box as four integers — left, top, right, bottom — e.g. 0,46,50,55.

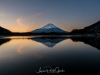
0,0,100,32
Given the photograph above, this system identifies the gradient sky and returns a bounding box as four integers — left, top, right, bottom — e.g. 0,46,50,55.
0,0,100,32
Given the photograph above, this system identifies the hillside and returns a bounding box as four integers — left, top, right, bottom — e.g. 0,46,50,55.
70,21,100,35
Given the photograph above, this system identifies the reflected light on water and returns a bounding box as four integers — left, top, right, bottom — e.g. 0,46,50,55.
17,45,24,54
0,36,100,74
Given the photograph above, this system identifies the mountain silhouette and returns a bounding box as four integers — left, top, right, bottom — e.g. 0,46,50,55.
0,26,11,35
70,37,100,50
1,21,100,36
0,38,11,46
70,21,100,35
31,37,67,47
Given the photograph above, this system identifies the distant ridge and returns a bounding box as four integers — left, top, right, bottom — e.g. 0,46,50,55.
0,26,11,35
71,21,100,35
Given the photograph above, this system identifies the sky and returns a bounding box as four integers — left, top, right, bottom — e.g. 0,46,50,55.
0,0,100,32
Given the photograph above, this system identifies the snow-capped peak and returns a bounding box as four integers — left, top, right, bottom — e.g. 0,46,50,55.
41,23,57,29
31,23,68,33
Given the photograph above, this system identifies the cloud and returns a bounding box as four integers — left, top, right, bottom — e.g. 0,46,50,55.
34,13,42,17
16,12,42,32
26,13,42,19
16,13,42,25
16,18,24,26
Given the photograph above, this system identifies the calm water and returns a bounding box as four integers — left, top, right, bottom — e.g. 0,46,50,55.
0,36,100,75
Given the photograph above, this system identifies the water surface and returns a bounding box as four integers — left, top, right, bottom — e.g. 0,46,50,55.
0,36,100,75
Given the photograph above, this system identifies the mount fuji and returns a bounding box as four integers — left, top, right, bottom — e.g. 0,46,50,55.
31,23,68,34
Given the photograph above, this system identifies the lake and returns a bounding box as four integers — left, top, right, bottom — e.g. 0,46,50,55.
0,36,100,75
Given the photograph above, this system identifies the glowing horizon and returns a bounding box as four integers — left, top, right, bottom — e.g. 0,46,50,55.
0,0,100,32
2,23,75,32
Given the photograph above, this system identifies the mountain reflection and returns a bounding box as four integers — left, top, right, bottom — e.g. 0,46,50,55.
31,37,67,47
0,36,100,50
70,37,100,50
0,38,11,46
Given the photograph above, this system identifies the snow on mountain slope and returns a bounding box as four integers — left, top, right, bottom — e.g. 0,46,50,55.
31,23,68,33
41,23,57,29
